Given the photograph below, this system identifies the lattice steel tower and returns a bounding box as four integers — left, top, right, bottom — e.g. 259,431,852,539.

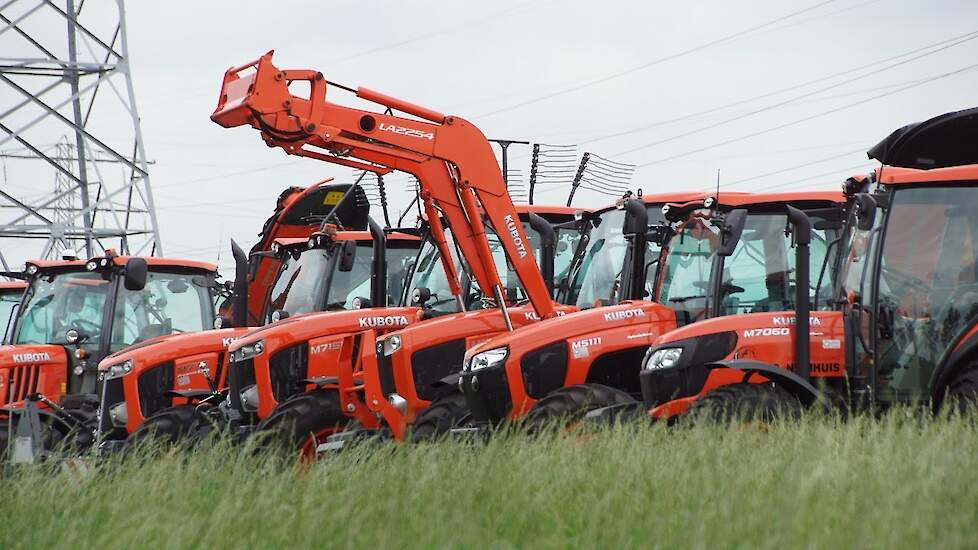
0,0,161,271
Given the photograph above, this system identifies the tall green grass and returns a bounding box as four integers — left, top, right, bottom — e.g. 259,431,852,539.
1,412,976,549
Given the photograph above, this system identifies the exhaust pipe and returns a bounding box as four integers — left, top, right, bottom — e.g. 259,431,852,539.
526,212,555,296
231,239,249,327
368,217,388,307
785,205,811,381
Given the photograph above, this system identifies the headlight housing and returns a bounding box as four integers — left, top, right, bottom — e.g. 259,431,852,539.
108,401,128,428
240,384,259,412
101,359,133,380
382,334,402,356
468,347,509,372
645,347,683,370
231,339,265,362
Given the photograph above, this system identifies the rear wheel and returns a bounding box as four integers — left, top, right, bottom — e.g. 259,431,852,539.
522,384,638,430
126,405,204,449
255,390,349,459
685,383,802,423
410,393,472,443
945,363,978,415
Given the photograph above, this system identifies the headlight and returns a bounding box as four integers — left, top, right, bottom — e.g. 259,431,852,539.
108,401,128,428
469,347,508,372
382,335,401,356
240,384,259,412
101,359,133,380
645,347,683,370
85,260,98,271
25,263,39,275
232,339,265,362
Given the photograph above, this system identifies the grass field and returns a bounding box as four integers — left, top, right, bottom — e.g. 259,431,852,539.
1,412,976,549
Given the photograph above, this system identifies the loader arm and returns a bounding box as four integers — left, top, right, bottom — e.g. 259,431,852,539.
212,51,556,322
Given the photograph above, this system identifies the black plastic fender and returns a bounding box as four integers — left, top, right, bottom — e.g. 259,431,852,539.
705,360,833,409
164,389,217,400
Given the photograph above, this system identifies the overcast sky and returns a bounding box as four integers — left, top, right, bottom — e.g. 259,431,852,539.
3,0,978,274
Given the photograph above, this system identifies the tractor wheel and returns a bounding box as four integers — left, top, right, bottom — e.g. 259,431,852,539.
945,363,978,415
685,383,802,424
522,383,638,431
254,390,349,460
410,392,472,443
126,405,204,450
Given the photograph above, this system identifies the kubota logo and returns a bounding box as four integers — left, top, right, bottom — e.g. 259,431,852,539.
378,123,434,141
504,215,529,259
12,352,51,363
772,316,822,326
358,315,410,328
222,337,238,347
311,342,342,354
604,308,646,322
524,310,567,321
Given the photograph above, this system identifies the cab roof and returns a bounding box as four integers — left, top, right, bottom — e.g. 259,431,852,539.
273,230,420,249
0,281,26,291
28,255,217,273
877,164,978,186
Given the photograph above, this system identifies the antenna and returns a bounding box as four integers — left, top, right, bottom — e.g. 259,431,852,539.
715,168,721,206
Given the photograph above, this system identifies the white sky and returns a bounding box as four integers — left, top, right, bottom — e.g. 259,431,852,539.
3,0,978,274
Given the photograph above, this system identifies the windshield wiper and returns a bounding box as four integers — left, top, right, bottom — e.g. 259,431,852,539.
668,294,706,303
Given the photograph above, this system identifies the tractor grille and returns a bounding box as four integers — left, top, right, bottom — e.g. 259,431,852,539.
376,346,396,397
520,342,568,399
137,361,174,418
411,339,466,401
269,343,309,403
97,377,125,436
3,365,40,405
227,357,256,414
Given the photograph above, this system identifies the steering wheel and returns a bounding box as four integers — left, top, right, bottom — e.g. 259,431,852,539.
880,265,930,294
69,318,101,339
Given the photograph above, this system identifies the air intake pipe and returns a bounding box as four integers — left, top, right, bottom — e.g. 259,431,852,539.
786,205,811,381
527,212,555,296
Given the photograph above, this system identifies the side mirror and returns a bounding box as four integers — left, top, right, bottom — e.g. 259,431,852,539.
124,257,148,291
412,287,431,307
339,240,357,272
855,193,878,231
645,225,671,246
717,209,748,257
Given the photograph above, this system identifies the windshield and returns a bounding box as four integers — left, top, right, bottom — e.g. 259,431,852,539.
266,247,335,321
322,242,420,310
871,186,978,402
564,206,665,308
15,270,111,345
659,211,832,320
1,288,24,344
404,233,462,314
111,271,213,351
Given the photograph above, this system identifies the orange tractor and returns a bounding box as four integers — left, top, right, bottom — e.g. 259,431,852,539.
1,281,27,344
210,51,579,453
638,106,978,420
455,191,845,429
1,252,220,459
95,181,422,449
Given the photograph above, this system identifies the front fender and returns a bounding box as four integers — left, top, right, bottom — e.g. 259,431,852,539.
705,359,832,409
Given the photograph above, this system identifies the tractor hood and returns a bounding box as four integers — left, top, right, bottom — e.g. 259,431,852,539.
868,106,978,169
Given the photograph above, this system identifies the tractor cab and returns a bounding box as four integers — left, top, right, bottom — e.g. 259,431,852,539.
263,226,421,323
0,250,216,420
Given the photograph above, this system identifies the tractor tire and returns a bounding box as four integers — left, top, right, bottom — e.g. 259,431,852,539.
945,363,978,415
685,383,802,424
410,392,472,443
125,405,203,450
522,383,638,431
254,390,349,459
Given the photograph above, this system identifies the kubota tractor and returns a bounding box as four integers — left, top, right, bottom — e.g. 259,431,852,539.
1,251,220,460
96,217,421,450
638,106,978,420
210,50,572,454
456,191,845,430
1,281,26,344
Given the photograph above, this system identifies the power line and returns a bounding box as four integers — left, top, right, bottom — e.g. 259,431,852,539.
617,29,978,157
634,60,978,168
752,161,873,192
581,28,978,151
475,0,837,118
721,147,865,188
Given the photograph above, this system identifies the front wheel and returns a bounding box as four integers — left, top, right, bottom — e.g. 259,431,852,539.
125,405,207,450
945,363,978,415
685,383,802,424
255,390,349,459
522,383,638,431
410,392,472,443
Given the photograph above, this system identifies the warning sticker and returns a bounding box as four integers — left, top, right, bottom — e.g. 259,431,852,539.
323,191,345,206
